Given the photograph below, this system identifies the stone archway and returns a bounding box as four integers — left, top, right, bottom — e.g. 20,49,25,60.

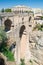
15,24,31,64
4,19,12,32
19,25,26,39
19,25,27,59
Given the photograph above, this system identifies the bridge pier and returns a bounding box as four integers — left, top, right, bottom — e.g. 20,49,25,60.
15,22,31,65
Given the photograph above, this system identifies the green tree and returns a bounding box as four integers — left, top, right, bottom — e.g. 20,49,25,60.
1,8,4,12
5,8,12,12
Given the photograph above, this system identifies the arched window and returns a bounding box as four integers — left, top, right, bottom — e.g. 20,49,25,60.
4,19,12,32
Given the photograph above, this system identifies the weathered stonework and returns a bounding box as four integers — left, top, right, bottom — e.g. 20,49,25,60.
0,11,34,64
0,6,43,65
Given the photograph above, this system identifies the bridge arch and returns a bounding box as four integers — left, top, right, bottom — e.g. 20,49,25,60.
29,16,31,22
4,19,12,32
19,25,26,39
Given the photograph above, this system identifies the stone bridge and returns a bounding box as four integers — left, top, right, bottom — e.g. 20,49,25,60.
0,12,34,64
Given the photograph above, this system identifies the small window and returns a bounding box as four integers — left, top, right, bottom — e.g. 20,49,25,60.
22,22,24,24
22,18,24,21
29,25,32,27
29,40,32,43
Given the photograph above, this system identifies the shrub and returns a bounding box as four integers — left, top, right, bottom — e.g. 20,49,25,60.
33,24,43,31
29,59,33,63
20,59,25,65
0,29,7,51
2,47,14,61
0,28,15,61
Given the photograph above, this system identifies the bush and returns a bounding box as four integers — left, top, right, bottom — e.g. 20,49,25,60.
33,24,43,31
2,47,14,61
0,28,15,61
20,59,25,65
29,59,33,63
0,29,7,51
29,59,33,65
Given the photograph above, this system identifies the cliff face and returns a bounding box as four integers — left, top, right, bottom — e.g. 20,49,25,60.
29,31,43,65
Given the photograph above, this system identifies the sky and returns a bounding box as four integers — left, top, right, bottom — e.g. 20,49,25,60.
0,0,43,9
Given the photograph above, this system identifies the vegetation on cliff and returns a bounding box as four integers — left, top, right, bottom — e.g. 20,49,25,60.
0,28,14,61
33,23,43,31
